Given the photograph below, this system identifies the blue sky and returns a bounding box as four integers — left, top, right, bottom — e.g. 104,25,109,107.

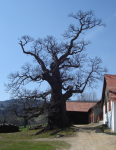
0,0,116,101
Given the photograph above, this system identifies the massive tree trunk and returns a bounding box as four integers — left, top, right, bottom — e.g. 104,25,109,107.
47,65,69,129
48,91,69,129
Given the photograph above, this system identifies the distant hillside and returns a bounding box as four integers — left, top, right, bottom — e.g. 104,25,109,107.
0,99,48,113
0,104,5,108
0,99,15,109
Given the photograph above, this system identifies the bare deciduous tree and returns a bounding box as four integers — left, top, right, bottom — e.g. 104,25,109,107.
6,10,107,129
77,91,98,101
5,90,50,127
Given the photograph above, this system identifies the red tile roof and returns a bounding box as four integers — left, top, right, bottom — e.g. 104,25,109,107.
105,74,116,102
66,101,97,112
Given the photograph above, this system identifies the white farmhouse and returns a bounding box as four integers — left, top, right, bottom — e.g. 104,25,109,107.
101,74,116,132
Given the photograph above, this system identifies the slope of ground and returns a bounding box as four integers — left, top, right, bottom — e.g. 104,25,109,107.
33,124,116,150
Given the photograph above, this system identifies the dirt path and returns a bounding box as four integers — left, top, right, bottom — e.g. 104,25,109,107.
33,124,116,150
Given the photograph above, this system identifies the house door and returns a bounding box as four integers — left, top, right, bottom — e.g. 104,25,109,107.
90,113,93,123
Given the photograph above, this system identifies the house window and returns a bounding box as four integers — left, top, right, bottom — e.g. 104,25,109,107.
105,104,107,114
109,100,111,111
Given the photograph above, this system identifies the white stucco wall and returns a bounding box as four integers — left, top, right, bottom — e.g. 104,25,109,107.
112,101,114,131
107,101,113,130
103,104,105,124
113,102,116,133
103,101,114,131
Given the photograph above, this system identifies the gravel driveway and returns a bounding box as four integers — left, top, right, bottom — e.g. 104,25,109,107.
34,124,116,150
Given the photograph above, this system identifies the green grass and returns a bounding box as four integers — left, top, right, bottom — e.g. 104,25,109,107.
95,125,105,132
18,125,78,138
0,125,77,150
19,126,29,131
19,123,48,131
95,125,112,133
56,126,78,136
19,124,36,131
36,125,78,138
0,140,69,150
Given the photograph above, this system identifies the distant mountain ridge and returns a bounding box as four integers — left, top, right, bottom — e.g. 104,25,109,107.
0,99,48,117
0,99,49,110
0,100,13,116
0,99,16,109
0,104,5,108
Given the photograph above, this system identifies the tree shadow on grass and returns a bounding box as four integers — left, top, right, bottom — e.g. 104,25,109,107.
50,125,79,136
35,125,78,136
50,129,62,135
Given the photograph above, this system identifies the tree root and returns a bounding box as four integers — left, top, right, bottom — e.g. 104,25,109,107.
35,124,58,135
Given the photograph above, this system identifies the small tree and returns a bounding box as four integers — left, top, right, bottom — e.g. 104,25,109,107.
5,92,50,128
6,10,107,129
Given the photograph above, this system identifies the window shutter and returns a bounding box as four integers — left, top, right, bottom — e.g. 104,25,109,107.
105,104,107,114
109,100,111,111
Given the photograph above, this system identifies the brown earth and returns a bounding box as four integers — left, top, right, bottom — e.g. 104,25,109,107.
33,124,116,150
